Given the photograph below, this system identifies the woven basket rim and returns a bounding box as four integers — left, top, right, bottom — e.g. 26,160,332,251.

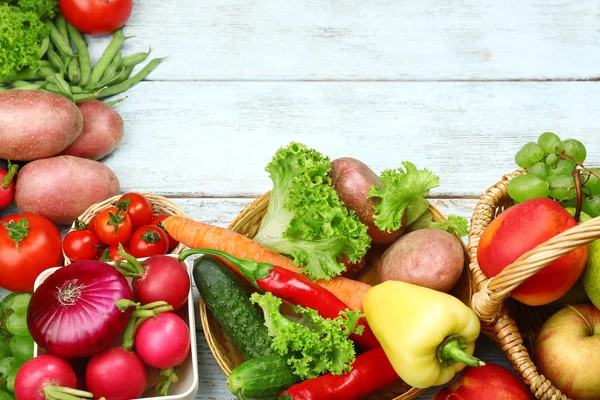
466,168,600,400
200,191,472,400
62,192,188,265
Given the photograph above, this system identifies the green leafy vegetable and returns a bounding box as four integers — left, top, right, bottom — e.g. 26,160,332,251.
406,210,469,236
250,292,362,379
0,4,50,81
368,162,440,232
0,0,58,18
253,142,371,281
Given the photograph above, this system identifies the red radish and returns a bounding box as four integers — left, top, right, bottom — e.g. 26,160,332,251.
117,247,190,312
27,261,133,358
135,312,191,369
14,354,96,400
0,160,17,209
86,346,147,400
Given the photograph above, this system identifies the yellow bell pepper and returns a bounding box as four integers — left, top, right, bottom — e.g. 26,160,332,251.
363,280,483,389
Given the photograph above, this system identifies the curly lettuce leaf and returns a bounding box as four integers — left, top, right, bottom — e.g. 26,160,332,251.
0,0,58,18
0,4,49,81
367,162,440,232
250,292,361,379
406,210,469,236
253,142,371,281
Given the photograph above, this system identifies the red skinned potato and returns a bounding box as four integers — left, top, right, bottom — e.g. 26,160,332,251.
378,228,464,293
434,363,533,400
61,99,125,160
15,156,120,225
330,157,405,244
0,90,83,160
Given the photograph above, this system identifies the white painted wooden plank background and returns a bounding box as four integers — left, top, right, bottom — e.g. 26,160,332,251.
3,0,600,398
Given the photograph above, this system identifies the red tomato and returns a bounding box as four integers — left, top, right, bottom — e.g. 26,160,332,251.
88,215,98,233
0,214,63,292
95,207,132,246
151,215,179,250
59,0,133,36
117,193,154,231
101,244,130,262
129,225,169,258
63,230,101,262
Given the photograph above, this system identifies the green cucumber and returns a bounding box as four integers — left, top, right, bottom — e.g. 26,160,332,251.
227,354,299,400
192,255,274,360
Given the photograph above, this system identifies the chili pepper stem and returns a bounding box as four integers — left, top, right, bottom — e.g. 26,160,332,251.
437,335,484,368
179,248,273,287
1,160,18,189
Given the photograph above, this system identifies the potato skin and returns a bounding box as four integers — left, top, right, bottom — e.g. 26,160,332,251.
330,157,405,244
0,90,83,160
378,228,464,293
61,99,124,160
15,156,120,225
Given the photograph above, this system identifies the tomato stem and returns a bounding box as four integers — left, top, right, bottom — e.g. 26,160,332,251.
73,219,88,230
140,229,160,243
114,197,131,213
0,160,18,190
1,217,29,251
106,210,126,235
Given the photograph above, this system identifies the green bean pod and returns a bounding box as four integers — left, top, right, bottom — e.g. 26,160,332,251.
87,29,125,89
67,23,91,87
121,49,150,68
73,92,96,102
106,66,134,86
36,66,59,79
45,20,74,57
5,69,43,82
47,48,66,74
70,86,84,94
39,36,50,58
47,73,73,99
96,57,164,99
10,81,45,90
55,15,69,43
43,82,60,92
67,57,81,84
100,50,122,86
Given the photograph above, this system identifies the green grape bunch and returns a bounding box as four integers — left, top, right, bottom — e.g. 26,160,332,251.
509,132,600,214
0,293,34,398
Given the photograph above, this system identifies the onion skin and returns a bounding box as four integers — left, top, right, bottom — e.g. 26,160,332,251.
27,261,133,359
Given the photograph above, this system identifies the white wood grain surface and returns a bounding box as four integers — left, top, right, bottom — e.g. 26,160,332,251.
88,0,600,81
3,0,600,398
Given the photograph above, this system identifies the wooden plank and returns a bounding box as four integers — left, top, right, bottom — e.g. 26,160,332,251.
91,81,600,198
84,0,600,81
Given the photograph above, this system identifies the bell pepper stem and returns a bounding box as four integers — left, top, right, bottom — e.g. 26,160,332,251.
179,248,273,288
437,334,484,368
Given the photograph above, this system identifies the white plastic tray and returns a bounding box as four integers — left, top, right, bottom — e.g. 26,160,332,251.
33,254,199,400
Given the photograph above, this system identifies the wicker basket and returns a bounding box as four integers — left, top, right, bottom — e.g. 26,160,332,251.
63,192,188,265
199,192,474,400
468,169,600,400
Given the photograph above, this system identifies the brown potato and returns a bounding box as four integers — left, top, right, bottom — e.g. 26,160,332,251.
330,157,405,244
15,156,120,224
61,99,125,160
0,90,83,160
378,228,464,293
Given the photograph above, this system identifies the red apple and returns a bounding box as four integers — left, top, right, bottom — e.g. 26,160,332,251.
535,304,600,400
477,197,588,305
434,363,533,400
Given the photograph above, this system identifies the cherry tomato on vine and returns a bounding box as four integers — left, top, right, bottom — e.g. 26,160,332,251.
59,0,133,36
116,193,154,231
151,215,179,250
0,214,63,292
63,227,101,262
129,225,169,258
100,244,130,262
95,207,132,246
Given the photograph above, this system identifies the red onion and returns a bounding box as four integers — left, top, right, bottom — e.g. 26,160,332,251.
27,260,133,358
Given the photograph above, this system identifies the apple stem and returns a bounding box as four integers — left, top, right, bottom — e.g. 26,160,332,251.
568,305,593,335
573,169,583,223
437,335,485,368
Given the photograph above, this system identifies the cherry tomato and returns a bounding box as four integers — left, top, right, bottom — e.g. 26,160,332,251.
151,215,179,250
0,214,63,292
95,207,132,246
88,215,98,233
116,193,154,231
59,0,133,36
129,225,169,258
63,229,101,262
100,244,130,262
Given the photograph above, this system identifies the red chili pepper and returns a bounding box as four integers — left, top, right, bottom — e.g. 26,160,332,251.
178,248,380,350
281,347,399,400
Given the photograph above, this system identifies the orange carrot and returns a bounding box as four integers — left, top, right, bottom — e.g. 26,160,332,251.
163,216,370,310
